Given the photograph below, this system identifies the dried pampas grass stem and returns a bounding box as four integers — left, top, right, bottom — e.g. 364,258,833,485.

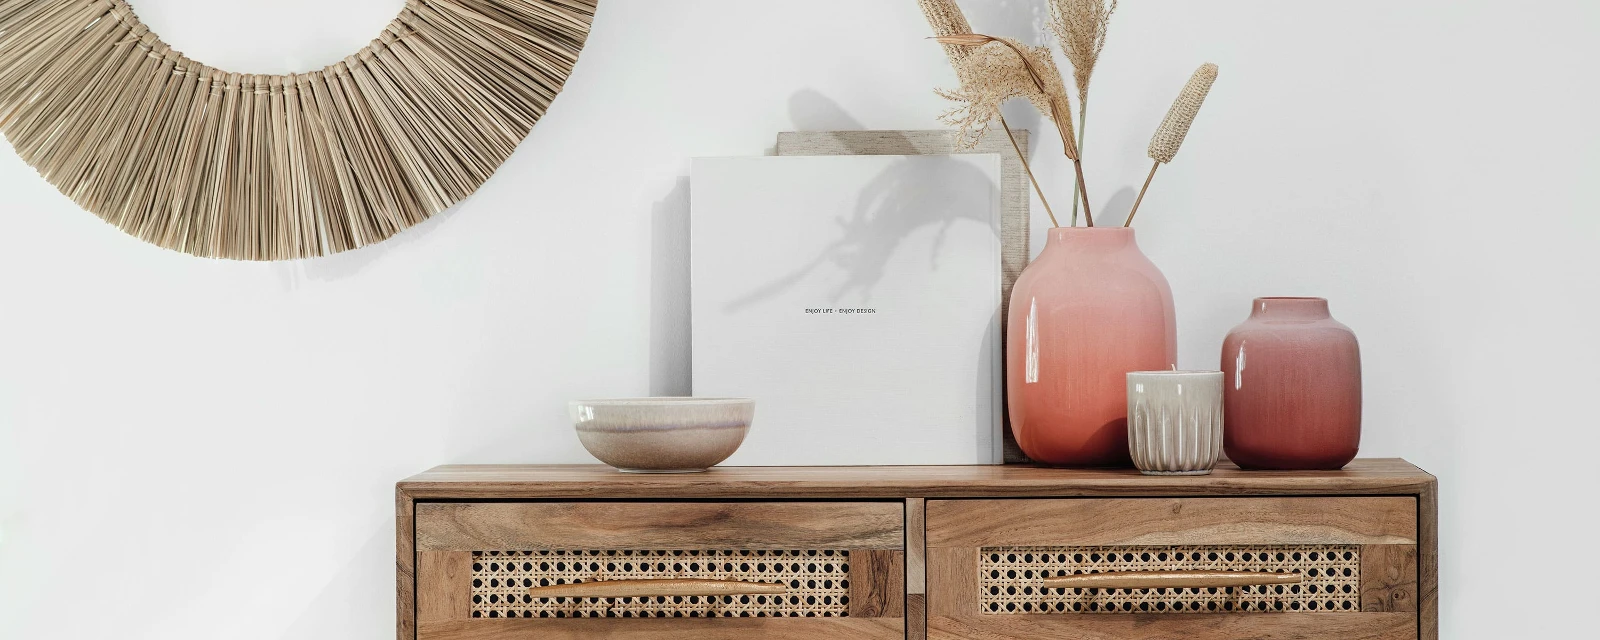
1049,0,1117,106
935,34,1093,225
917,0,1060,226
0,0,596,260
936,35,1079,161
1000,116,1058,228
1126,62,1218,227
1048,0,1116,227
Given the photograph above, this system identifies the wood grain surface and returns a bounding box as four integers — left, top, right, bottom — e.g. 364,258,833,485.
927,548,979,618
926,497,1417,547
1419,480,1438,639
847,550,905,618
397,488,416,640
417,617,904,640
927,612,1417,640
907,498,927,595
906,594,927,640
416,502,903,551
1362,545,1420,613
906,497,928,639
398,459,1433,500
416,552,471,623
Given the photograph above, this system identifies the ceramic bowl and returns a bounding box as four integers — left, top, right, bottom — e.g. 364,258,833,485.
569,398,754,473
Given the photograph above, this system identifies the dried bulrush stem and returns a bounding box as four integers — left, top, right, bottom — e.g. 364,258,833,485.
918,0,1062,227
1147,63,1219,165
1125,62,1218,227
934,34,1094,226
1048,0,1117,226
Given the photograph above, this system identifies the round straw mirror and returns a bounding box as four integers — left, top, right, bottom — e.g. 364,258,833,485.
0,0,597,259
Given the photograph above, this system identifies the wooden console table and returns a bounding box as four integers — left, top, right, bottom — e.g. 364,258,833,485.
397,459,1435,639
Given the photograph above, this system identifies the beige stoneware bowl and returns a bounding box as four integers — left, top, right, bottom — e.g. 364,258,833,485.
569,398,754,473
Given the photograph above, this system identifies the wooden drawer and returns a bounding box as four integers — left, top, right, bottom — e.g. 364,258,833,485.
925,497,1419,639
414,501,905,639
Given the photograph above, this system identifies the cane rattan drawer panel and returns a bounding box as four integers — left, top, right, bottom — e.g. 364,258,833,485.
980,545,1360,614
470,549,851,618
412,501,905,639
926,497,1420,639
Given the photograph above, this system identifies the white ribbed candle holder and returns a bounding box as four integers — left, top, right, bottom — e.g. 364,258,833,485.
1127,371,1224,475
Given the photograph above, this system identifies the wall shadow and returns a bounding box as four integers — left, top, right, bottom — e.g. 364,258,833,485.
721,152,1001,311
722,91,1002,312
1102,186,1138,227
976,305,1003,462
649,178,692,396
958,1,1049,154
789,88,868,132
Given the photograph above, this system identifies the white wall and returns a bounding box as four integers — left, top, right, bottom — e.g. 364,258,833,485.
1,0,1595,637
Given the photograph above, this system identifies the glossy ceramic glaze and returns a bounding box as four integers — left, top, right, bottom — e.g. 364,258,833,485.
1127,370,1224,475
1220,297,1361,470
1006,227,1177,466
569,398,754,472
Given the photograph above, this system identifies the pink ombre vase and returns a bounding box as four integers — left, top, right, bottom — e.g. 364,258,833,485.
1220,297,1361,470
1006,227,1177,466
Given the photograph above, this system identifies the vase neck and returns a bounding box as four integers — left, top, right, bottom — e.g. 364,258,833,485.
1250,297,1331,321
1042,226,1139,255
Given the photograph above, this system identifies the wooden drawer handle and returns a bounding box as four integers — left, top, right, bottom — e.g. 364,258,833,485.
528,579,789,598
1042,571,1303,590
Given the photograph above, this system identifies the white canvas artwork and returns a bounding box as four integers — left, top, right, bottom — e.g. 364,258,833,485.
691,154,1004,465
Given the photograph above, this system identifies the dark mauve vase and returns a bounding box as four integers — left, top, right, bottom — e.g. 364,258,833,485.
1220,297,1361,470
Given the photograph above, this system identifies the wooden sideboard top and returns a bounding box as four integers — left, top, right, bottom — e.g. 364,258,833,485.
397,458,1433,500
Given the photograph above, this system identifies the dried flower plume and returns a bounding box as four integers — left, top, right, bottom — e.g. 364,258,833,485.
1048,0,1118,105
1148,62,1219,164
921,4,1100,226
920,2,1218,229
934,36,1078,160
920,1,1074,227
918,0,975,66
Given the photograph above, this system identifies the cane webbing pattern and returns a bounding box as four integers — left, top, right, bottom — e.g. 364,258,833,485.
470,549,851,618
980,545,1360,614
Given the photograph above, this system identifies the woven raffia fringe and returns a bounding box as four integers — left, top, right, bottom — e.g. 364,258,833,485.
0,0,596,260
